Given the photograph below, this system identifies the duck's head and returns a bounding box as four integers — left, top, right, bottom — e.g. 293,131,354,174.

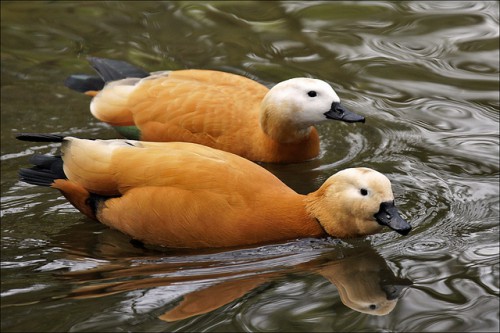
260,78,365,142
306,167,411,238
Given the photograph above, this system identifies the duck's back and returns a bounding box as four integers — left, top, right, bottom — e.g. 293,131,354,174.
91,70,268,142
62,139,279,194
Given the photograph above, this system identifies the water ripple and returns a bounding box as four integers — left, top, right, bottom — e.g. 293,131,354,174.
406,239,448,254
1,1,498,332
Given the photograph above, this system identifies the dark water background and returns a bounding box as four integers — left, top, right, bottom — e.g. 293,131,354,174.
1,1,499,332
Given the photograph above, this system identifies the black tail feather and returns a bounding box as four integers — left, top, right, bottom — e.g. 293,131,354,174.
17,134,67,187
19,155,66,187
19,153,116,218
29,154,66,179
64,57,150,93
16,133,66,143
64,74,105,93
19,167,58,187
87,57,150,82
29,154,60,168
87,193,118,217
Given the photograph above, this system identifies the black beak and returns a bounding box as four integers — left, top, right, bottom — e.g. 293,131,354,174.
324,102,365,123
374,201,411,235
381,283,412,300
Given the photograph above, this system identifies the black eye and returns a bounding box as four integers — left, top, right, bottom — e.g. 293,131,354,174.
307,91,317,97
369,304,377,310
360,188,368,196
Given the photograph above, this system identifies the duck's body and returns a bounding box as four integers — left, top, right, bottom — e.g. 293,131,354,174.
65,57,365,163
18,134,411,249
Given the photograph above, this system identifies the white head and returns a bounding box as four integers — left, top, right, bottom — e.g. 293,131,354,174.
259,78,364,142
306,168,411,238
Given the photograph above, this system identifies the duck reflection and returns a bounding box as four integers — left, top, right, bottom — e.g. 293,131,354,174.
157,248,411,321
59,235,411,321
313,250,411,316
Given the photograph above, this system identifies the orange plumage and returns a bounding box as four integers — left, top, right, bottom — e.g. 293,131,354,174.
66,57,365,163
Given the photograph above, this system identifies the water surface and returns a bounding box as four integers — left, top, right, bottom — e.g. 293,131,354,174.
1,1,499,332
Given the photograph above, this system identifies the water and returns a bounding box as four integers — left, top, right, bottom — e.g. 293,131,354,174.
1,1,499,332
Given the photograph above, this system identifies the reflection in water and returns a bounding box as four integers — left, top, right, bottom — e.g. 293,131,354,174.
315,250,411,316
1,1,498,331
58,242,411,321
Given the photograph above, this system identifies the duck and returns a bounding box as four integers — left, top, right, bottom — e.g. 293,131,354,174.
64,247,411,321
64,57,365,163
17,133,411,249
159,249,411,320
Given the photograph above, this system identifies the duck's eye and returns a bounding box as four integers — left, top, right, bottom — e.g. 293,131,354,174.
369,304,377,310
307,91,317,97
360,188,368,196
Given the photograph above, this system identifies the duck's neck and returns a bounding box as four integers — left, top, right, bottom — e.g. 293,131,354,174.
304,191,355,239
259,105,313,143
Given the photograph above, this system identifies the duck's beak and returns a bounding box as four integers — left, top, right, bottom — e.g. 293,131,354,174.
374,201,412,235
381,282,412,300
324,102,365,123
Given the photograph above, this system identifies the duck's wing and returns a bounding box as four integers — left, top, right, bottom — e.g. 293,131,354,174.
64,57,150,95
60,138,283,194
90,70,269,144
57,138,310,247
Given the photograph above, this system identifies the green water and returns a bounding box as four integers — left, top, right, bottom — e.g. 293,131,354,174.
1,1,499,332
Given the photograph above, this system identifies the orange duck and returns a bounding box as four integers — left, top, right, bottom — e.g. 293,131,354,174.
18,134,411,249
65,57,365,163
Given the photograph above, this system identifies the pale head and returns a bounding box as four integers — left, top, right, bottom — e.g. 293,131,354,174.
261,78,339,127
306,167,411,238
259,78,364,142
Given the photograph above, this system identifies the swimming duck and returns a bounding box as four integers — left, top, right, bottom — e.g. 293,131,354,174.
17,133,410,248
65,57,365,163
